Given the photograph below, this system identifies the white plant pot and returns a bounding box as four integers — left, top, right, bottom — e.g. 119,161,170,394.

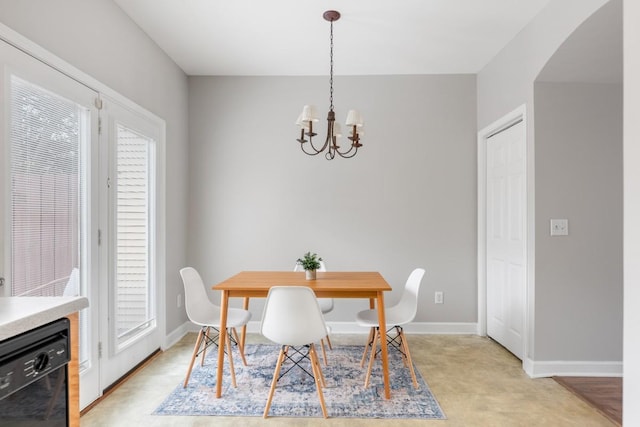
305,270,316,280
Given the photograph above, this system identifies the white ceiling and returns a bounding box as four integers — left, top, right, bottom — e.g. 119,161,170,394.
113,0,552,76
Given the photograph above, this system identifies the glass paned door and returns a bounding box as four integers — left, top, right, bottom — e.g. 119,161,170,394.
114,124,155,348
8,74,92,367
1,39,101,407
99,96,161,388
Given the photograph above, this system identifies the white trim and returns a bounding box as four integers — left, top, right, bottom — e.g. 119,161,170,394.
0,23,163,126
164,321,193,350
477,105,532,362
524,358,623,378
239,321,479,335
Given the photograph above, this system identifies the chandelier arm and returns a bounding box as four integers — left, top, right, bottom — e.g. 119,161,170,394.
335,145,359,159
300,143,323,156
300,130,330,155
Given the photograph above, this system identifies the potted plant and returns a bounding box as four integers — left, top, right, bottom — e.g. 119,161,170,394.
297,251,322,280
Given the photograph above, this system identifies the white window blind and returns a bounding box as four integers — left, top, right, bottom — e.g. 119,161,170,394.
115,124,153,343
10,76,84,297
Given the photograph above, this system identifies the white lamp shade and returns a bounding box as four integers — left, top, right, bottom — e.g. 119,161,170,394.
296,113,311,130
301,105,319,122
333,122,342,138
345,109,363,126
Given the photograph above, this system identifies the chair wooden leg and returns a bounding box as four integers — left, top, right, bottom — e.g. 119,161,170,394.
320,338,328,366
309,345,328,418
200,327,210,366
364,328,379,388
263,347,286,418
399,329,419,389
184,328,205,388
360,327,375,367
311,344,327,387
225,330,237,388
325,334,333,350
231,327,248,366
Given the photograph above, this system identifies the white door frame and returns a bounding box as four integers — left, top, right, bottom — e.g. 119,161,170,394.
477,104,534,368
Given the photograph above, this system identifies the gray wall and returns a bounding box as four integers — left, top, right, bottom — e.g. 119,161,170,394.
477,0,609,129
534,82,622,361
623,0,640,423
478,0,622,364
0,0,190,334
188,75,477,323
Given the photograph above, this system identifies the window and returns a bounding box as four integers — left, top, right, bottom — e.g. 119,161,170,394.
113,123,155,346
9,76,87,297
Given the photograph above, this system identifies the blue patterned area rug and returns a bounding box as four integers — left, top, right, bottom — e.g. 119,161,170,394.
153,344,446,419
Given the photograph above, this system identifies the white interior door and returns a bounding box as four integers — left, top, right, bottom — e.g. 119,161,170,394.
486,120,526,359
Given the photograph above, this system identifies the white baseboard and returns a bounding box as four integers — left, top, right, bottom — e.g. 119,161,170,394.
242,320,478,335
166,321,479,341
524,358,623,378
163,321,196,349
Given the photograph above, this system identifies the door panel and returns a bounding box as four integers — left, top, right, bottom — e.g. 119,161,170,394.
99,96,161,387
486,120,526,359
0,40,101,407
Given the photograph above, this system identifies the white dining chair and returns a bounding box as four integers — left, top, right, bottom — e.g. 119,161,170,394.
261,286,329,418
293,260,333,364
355,267,426,389
179,267,251,388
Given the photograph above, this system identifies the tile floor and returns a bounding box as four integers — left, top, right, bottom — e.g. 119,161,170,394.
81,333,616,426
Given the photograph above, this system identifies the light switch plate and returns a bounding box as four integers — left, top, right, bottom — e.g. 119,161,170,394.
550,219,569,236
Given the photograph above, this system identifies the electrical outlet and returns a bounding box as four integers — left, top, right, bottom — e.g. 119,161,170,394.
550,219,569,236
435,291,444,304
177,294,182,308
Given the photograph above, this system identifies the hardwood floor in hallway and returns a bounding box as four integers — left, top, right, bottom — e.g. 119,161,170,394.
81,333,617,426
554,376,622,426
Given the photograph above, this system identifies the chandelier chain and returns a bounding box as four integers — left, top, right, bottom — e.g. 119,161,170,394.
329,19,334,111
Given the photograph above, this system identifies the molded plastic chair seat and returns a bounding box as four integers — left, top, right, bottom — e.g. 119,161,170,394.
355,267,426,389
316,297,334,314
293,260,333,362
261,286,329,418
179,267,251,389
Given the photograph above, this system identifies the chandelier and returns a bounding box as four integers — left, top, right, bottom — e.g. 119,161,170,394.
296,10,364,160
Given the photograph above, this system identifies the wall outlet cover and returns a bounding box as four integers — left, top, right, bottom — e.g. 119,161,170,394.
550,219,569,236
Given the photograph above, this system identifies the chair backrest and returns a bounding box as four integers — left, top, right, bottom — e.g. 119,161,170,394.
293,260,326,272
261,286,328,346
63,267,80,297
179,267,220,325
386,268,426,326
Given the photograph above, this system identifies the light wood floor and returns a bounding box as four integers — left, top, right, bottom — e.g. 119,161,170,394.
81,333,618,426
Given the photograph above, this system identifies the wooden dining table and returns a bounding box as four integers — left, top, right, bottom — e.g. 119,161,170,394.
211,271,394,399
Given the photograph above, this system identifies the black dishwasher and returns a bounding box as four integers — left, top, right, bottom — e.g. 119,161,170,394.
0,318,70,426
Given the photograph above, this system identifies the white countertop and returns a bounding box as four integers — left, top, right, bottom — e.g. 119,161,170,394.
0,297,89,341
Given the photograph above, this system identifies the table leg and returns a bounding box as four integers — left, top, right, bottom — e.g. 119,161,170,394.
241,297,249,350
216,290,229,398
376,290,391,399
